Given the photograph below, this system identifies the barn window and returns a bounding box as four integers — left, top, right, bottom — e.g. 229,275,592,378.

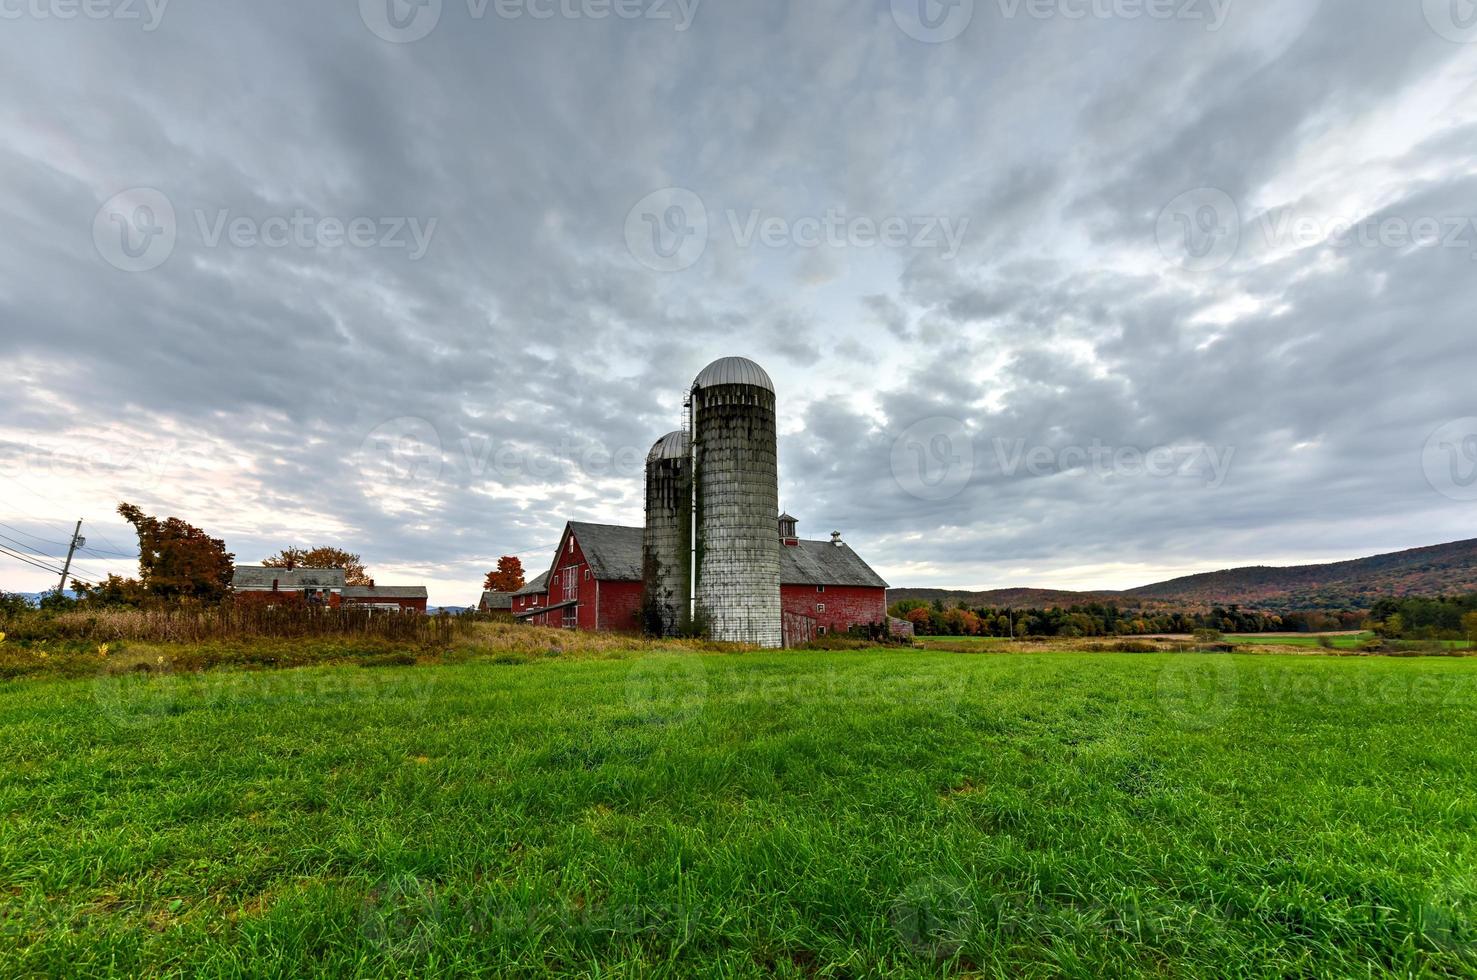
817,603,826,613
817,585,826,593
585,569,591,581
568,539,575,554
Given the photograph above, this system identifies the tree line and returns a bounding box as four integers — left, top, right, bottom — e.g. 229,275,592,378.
1367,595,1477,641
888,598,1368,638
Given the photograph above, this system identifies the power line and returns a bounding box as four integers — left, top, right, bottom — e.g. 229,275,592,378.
0,543,93,586
0,475,78,535
0,531,111,584
80,545,139,560
0,531,62,560
0,474,137,555
0,521,69,550
0,544,63,574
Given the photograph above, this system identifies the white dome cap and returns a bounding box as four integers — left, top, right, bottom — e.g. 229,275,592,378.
647,430,689,463
693,356,774,392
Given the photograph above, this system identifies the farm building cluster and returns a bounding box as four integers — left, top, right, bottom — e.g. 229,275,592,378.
503,357,894,648
231,566,429,614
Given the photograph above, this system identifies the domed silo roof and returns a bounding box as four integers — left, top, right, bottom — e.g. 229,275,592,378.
647,430,689,463
693,356,774,392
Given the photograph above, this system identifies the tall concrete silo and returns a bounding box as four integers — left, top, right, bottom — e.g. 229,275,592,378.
690,356,782,647
642,430,691,636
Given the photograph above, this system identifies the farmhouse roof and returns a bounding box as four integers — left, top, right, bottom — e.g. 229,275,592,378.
344,585,428,600
514,571,549,597
232,565,346,590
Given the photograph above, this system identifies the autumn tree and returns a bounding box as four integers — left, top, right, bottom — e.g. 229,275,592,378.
262,547,372,586
74,574,148,608
484,556,526,593
117,502,235,603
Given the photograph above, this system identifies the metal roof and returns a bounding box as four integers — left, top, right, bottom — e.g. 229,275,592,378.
647,430,689,463
566,523,645,582
692,356,774,392
533,524,886,589
780,540,889,589
344,586,428,599
232,565,346,590
514,571,549,596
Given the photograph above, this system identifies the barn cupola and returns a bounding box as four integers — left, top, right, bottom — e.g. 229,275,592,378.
778,513,799,547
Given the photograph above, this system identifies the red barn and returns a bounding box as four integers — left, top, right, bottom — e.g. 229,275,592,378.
511,572,552,624
512,518,888,643
513,523,645,632
777,528,889,643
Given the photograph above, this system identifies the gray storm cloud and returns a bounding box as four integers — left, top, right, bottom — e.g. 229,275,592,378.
1,0,1474,601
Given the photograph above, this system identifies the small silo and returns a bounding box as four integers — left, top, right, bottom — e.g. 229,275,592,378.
690,356,782,648
642,430,691,636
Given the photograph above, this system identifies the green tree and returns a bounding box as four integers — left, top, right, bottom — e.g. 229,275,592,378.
1463,611,1477,647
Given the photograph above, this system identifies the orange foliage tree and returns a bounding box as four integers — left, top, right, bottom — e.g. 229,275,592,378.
484,556,526,593
117,503,235,604
263,547,372,586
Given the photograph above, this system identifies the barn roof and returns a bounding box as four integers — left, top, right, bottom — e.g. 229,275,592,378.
780,540,889,589
480,591,514,610
514,571,549,596
232,565,346,590
567,523,645,582
547,524,887,589
344,585,428,600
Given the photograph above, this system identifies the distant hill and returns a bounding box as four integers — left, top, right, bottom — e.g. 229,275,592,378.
8,591,79,605
887,587,1134,608
891,538,1477,613
1127,538,1477,611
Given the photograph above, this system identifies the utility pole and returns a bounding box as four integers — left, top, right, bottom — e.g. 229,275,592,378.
57,520,83,595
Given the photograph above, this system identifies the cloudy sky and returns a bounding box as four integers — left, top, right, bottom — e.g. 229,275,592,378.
2,0,1475,604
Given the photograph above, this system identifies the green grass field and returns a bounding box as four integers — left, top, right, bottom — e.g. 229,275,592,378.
3,649,1477,977
1227,633,1373,649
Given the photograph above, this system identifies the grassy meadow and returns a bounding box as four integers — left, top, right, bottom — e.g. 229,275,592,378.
1,637,1476,976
